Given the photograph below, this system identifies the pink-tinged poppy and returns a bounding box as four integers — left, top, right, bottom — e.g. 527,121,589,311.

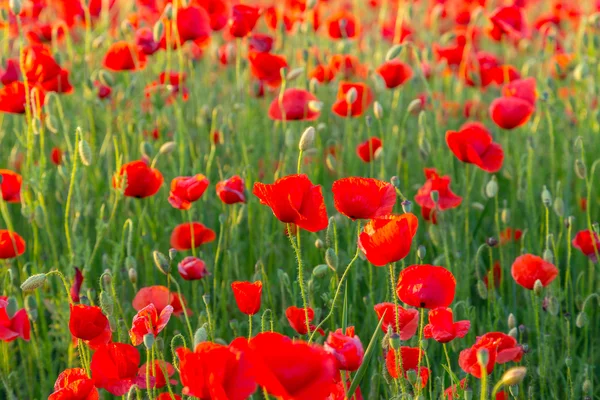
0,82,45,115
385,347,430,387
502,77,536,106
160,6,211,49
132,286,190,316
129,304,173,346
137,360,177,390
49,368,99,400
324,326,364,371
396,265,456,309
445,122,504,173
248,51,288,88
423,307,471,343
168,174,210,210
178,256,210,281
70,267,84,303
135,27,159,55
374,303,419,339
358,213,418,267
268,88,320,121
95,81,112,99
176,342,256,399
572,230,600,262
112,160,163,198
170,222,216,251
0,169,22,203
249,33,274,53
230,332,337,400
253,174,328,232
69,304,112,350
229,4,260,37
0,59,21,85
286,306,324,336
488,5,528,42
511,254,558,290
332,177,396,220
216,176,246,204
90,343,142,396
0,230,26,259
231,281,263,316
356,137,382,162
332,81,374,117
415,168,462,211
326,10,360,39
489,97,534,130
0,296,30,342
103,41,147,71
376,60,413,89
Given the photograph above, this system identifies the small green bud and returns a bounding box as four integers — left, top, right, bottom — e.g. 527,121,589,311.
417,245,426,260
508,327,518,338
373,101,383,119
385,44,404,61
430,190,439,204
314,239,324,249
476,280,488,300
501,208,510,224
500,366,527,386
508,313,516,329
100,291,114,316
325,248,338,270
533,279,544,296
194,325,208,348
20,274,47,292
128,268,137,284
153,250,171,275
476,348,489,367
143,333,155,349
541,186,552,207
140,141,153,158
575,159,586,179
78,139,93,166
299,127,315,151
485,176,498,198
402,200,412,213
313,264,329,278
345,87,357,104
576,312,587,328
546,296,559,316
543,248,554,263
159,141,176,155
390,176,400,188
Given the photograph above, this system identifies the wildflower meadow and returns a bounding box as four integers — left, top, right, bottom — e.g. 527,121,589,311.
0,0,599,399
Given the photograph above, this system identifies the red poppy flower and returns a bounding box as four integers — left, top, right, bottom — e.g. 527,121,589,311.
129,303,173,346
0,230,26,259
499,227,522,245
433,41,466,67
0,169,22,203
132,286,190,316
478,332,523,364
70,267,84,303
374,302,419,339
326,10,360,39
421,206,438,224
113,160,163,198
0,82,45,115
197,0,230,31
445,122,504,173
324,326,364,371
95,81,112,99
170,222,216,251
160,6,211,48
137,361,177,390
511,254,558,290
459,332,522,379
0,59,20,85
90,343,142,396
69,304,109,341
309,64,335,83
423,307,470,343
332,177,395,220
229,4,260,37
356,137,382,163
358,213,418,267
49,368,98,400
177,341,256,399
177,256,210,281
268,88,320,121
216,175,246,204
249,33,274,53
444,378,468,400
285,306,324,336
22,45,72,93
50,147,63,166
103,41,147,71
230,332,337,400
376,60,413,89
332,81,373,117
135,27,159,55
484,261,502,289
489,97,534,130
572,230,600,262
414,168,462,211
231,281,262,316
397,265,456,308
488,5,528,42
168,174,209,210
0,296,30,342
248,51,288,88
502,77,536,106
253,174,328,232
385,347,430,387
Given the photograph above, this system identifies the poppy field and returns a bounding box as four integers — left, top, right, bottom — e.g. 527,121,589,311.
1,0,600,399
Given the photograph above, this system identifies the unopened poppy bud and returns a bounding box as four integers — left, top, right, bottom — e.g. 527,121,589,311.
546,296,559,316
373,101,383,119
102,270,111,285
153,250,171,275
385,44,403,61
387,332,401,350
168,248,177,261
163,3,173,19
430,190,439,204
390,176,400,188
401,200,412,214
325,248,338,270
299,126,315,151
417,245,426,260
501,208,510,224
314,239,324,249
565,357,572,367
5,297,17,318
143,333,155,349
153,20,165,43
325,217,335,248
542,248,553,263
486,237,498,247
286,67,304,81
346,87,358,104
476,348,489,367
407,99,423,114
9,0,21,15
553,197,564,217
541,186,552,207
277,269,290,288
140,141,153,158
194,326,208,347
128,268,137,284
533,279,543,295
313,264,329,278
508,327,518,338
158,142,176,156
508,313,516,329
125,255,136,270
78,139,92,166
574,159,587,179
485,176,498,198
500,366,527,386
20,273,47,292
308,100,323,113
406,369,418,385
476,280,488,299
120,20,134,34
576,312,587,328
583,379,592,393
100,291,114,316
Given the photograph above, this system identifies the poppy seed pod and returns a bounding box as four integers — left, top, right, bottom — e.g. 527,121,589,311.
143,333,155,349
345,87,358,104
20,273,47,292
500,366,527,386
402,200,412,213
299,127,315,151
476,348,489,367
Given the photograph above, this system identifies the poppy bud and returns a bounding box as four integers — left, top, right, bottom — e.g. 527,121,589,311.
315,239,324,249
125,255,136,271
5,297,17,318
501,208,510,224
533,279,543,296
9,0,21,15
143,333,155,349
313,264,329,278
430,190,439,204
325,217,335,248
546,296,559,316
120,20,134,34
583,380,592,393
500,366,527,386
100,291,114,316
407,99,423,114
476,348,489,367
325,248,338,270
576,312,587,328
308,100,323,113
385,44,404,61
542,248,553,264
508,327,518,338
508,313,516,329
102,270,111,286
163,3,173,20
0,8,7,20
476,280,488,299
373,101,383,119
486,237,498,247
299,126,315,151
346,87,358,104
565,357,572,367
406,369,418,385
194,325,208,347
153,250,170,275
168,248,177,261
79,139,92,167
574,159,587,179
401,200,412,213
485,176,498,198
45,115,58,133
20,273,47,292
417,245,426,260
153,20,165,44
553,197,564,217
541,186,552,207
128,268,137,284
286,67,304,81
140,141,153,158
